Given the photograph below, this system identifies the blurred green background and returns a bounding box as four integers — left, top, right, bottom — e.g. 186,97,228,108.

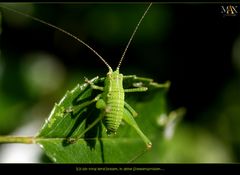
0,3,240,162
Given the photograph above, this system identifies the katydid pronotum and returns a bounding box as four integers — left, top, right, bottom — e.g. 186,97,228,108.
1,3,170,149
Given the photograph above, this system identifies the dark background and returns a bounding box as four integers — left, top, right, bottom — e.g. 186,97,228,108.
1,3,240,162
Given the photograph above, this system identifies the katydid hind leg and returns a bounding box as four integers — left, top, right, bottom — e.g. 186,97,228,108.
124,101,138,117
123,107,152,149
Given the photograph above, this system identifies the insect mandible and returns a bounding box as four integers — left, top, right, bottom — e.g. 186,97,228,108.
1,3,170,149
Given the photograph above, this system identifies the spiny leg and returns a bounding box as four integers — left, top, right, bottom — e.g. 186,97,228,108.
65,94,102,115
124,87,148,92
85,77,104,91
123,75,153,82
123,75,170,89
123,75,152,92
123,107,152,149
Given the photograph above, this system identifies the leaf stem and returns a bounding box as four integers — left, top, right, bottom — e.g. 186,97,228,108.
0,136,34,144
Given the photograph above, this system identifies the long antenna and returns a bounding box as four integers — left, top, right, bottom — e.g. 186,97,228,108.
116,3,152,71
0,4,113,72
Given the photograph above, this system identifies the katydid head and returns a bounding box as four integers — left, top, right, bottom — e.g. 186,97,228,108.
106,69,122,80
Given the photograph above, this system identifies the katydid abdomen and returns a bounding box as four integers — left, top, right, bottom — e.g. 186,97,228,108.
102,70,124,135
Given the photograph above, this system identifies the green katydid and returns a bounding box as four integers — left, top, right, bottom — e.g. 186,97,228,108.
1,3,170,149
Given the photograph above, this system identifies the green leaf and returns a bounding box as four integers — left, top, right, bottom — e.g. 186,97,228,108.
35,76,170,163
